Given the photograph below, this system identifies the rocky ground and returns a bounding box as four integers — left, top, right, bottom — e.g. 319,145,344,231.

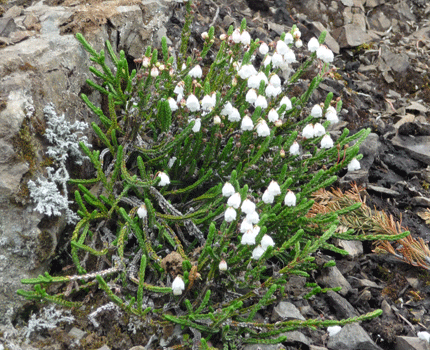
1,0,430,349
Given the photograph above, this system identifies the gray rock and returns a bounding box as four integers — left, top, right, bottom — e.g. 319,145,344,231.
391,135,430,165
327,323,383,350
411,196,430,207
68,327,87,340
325,290,359,319
3,5,23,18
333,23,371,48
317,266,352,296
0,17,18,37
281,330,310,346
367,184,401,197
272,301,306,322
395,336,430,350
381,299,395,319
381,47,410,73
310,346,329,350
336,239,363,258
368,11,392,31
365,0,385,7
341,0,354,6
0,0,174,326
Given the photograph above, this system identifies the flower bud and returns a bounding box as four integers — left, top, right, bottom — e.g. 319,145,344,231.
201,31,209,40
220,34,227,40
219,259,228,271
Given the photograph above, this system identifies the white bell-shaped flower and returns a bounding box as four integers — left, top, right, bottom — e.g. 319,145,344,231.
348,158,361,172
283,48,296,63
186,94,200,112
232,28,241,43
313,123,325,137
267,180,281,196
261,234,275,249
241,30,251,45
280,96,292,111
246,89,258,104
191,118,201,133
321,134,334,149
256,120,270,137
188,65,202,78
137,204,147,219
270,74,281,88
284,190,297,206
222,182,235,197
251,245,266,260
308,37,320,52
276,40,289,55
228,107,241,122
227,192,241,209
262,189,275,204
241,229,257,245
246,210,260,224
271,52,284,68
157,172,170,186
241,199,256,215
241,115,254,131
268,109,279,122
325,106,339,124
224,206,237,222
284,32,294,44
221,101,233,116
311,104,322,118
255,95,268,109
302,124,315,138
172,276,185,295
259,42,269,55
289,141,300,155
167,97,178,112
219,259,228,271
201,95,215,111
238,64,257,80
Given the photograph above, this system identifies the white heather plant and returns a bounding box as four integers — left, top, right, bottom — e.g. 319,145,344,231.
19,2,386,348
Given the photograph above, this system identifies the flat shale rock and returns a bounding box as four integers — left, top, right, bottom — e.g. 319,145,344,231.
327,323,383,350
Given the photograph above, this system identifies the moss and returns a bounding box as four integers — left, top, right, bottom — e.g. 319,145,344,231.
18,62,37,72
12,121,37,171
35,230,55,263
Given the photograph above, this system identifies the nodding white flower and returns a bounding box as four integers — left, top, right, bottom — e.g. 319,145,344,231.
313,123,325,137
327,326,342,337
168,156,177,168
137,204,147,219
280,96,292,111
263,55,272,67
238,64,257,80
227,192,241,209
214,115,221,125
201,95,215,111
191,118,201,132
268,109,279,122
157,172,170,186
261,234,275,249
289,141,300,155
308,37,320,52
257,72,269,85
222,182,235,197
276,40,289,55
241,199,256,215
151,67,159,77
284,190,297,206
219,259,228,271
241,229,257,245
246,210,260,224
181,63,187,70
317,45,334,63
221,101,233,116
295,39,303,48
252,245,266,260
224,206,237,222
186,94,200,112
272,52,284,68
265,83,280,98
253,225,261,235
321,134,334,149
283,48,296,63
348,158,361,172
284,32,294,44
259,42,269,55
232,28,241,43
240,219,253,233
172,276,185,295
311,104,322,118
174,82,184,96
256,119,270,137
270,74,281,88
262,189,275,204
241,30,251,45
246,89,258,104
142,57,150,67
325,106,339,124
228,107,241,122
255,95,268,109
267,180,281,196
167,97,178,112
241,115,254,131
247,75,259,89
188,65,202,78
302,124,315,138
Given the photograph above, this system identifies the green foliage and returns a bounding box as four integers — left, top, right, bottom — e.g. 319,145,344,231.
19,7,385,349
